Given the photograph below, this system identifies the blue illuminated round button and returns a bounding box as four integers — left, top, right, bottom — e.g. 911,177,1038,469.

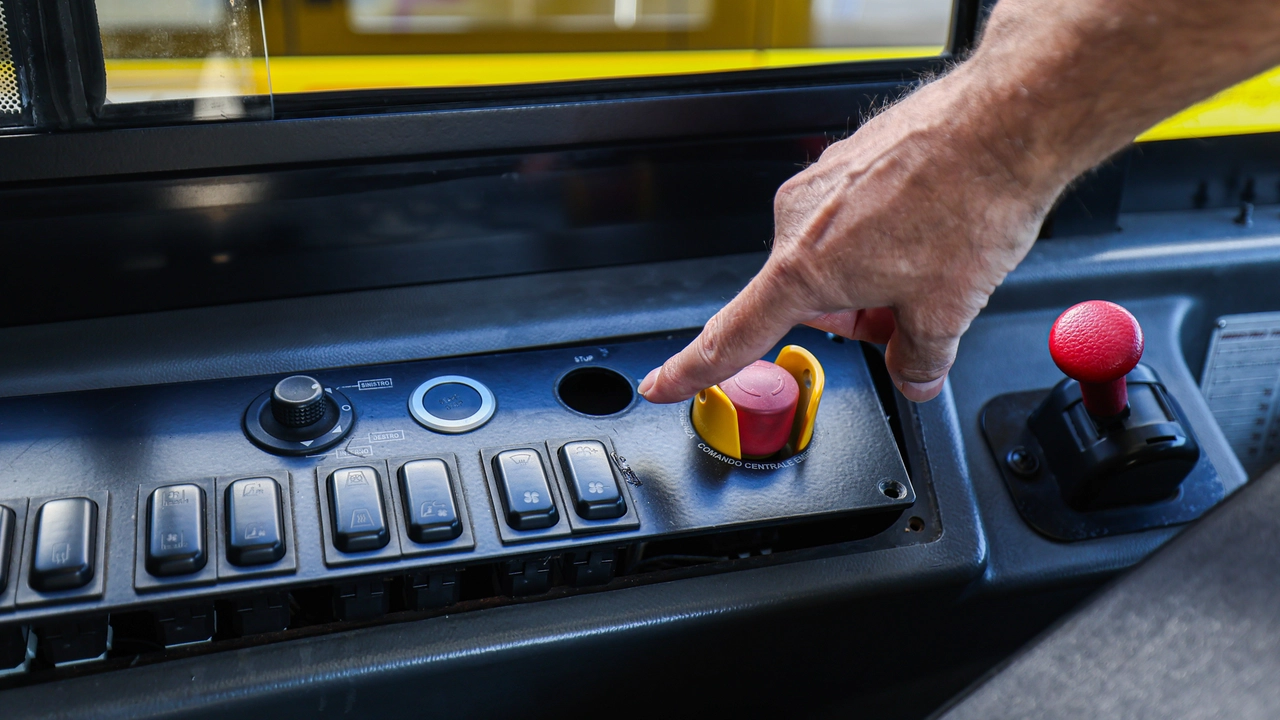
409,376,496,434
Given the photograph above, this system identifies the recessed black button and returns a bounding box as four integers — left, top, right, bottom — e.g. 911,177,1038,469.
0,506,14,593
146,484,207,577
558,441,627,520
327,467,389,553
30,498,97,592
225,478,286,566
398,459,462,543
493,450,558,530
423,383,483,421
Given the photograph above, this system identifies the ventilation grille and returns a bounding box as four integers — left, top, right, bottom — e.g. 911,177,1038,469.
0,0,20,115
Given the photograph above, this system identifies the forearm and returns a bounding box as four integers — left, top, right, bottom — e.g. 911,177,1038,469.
951,0,1280,196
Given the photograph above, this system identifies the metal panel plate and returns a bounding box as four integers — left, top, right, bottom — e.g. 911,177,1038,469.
1201,312,1280,478
0,327,911,626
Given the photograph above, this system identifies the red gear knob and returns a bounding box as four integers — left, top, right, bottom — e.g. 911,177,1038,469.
720,360,800,457
1049,300,1145,418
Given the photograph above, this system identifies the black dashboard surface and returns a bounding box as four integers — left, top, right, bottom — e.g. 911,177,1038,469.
1,203,1274,716
0,326,919,623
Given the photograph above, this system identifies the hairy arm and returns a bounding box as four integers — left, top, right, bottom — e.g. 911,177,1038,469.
638,0,1280,404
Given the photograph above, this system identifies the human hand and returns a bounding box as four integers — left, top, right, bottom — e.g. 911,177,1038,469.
637,67,1064,404
637,0,1280,406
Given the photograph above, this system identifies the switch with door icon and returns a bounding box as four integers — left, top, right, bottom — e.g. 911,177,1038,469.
225,478,286,566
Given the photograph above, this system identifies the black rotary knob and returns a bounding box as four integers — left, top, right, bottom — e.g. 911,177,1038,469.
271,375,328,428
245,377,354,456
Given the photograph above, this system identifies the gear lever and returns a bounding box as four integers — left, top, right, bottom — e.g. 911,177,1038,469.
1049,301,1144,418
1029,301,1201,510
981,300,1221,539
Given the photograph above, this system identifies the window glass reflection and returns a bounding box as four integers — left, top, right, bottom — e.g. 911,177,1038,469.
97,0,269,115
98,0,952,104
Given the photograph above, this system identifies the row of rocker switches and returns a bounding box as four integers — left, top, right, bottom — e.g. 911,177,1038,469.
0,442,632,590
147,444,628,571
320,440,633,557
147,478,287,578
496,440,626,530
327,460,462,553
1,443,630,595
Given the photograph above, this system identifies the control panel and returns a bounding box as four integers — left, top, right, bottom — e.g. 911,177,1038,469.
0,328,924,676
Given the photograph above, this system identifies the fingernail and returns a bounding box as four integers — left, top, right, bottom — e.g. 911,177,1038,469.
638,367,661,398
899,376,946,403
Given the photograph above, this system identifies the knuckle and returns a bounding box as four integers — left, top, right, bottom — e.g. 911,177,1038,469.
775,175,803,204
898,339,957,378
773,187,792,215
897,303,972,344
764,251,810,297
662,321,731,395
897,360,952,383
659,353,692,389
693,320,728,370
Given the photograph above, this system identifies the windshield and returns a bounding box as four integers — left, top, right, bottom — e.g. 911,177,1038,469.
83,0,1280,142
93,0,954,104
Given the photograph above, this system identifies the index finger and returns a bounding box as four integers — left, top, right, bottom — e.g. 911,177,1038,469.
638,269,808,404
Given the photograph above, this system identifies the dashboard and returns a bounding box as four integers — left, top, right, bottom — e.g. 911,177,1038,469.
2,1,1279,717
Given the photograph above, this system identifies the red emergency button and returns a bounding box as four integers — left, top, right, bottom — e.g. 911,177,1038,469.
720,361,800,457
1049,300,1144,418
691,346,824,461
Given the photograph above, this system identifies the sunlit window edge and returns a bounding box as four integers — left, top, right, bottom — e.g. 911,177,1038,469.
104,47,943,98
99,53,1280,144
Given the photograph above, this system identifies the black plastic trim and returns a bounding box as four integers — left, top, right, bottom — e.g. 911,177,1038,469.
0,80,910,184
26,0,101,128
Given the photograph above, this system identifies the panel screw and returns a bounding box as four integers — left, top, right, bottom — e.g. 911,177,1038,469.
1006,446,1040,478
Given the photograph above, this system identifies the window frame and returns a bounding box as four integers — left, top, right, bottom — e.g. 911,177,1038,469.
0,0,983,184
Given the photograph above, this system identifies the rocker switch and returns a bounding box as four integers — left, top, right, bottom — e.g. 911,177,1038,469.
30,498,97,592
0,506,13,593
558,441,626,520
398,460,462,543
225,478,286,566
327,467,389,553
147,484,207,577
493,450,558,530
